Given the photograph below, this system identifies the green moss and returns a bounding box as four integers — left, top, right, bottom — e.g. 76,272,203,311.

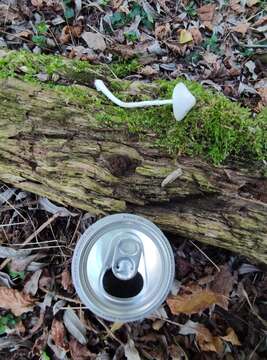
110,58,140,78
93,79,267,164
0,50,266,164
0,50,140,82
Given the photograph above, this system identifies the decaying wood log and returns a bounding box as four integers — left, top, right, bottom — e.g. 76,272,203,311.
0,76,266,263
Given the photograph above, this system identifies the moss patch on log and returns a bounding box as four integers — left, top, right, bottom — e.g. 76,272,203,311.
0,50,266,164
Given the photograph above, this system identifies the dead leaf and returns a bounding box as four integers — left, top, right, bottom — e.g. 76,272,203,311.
0,4,22,24
152,319,165,331
110,44,141,59
140,65,158,76
61,268,73,292
59,25,83,44
51,319,68,350
220,327,241,346
110,322,124,332
63,308,87,345
24,269,42,296
10,253,43,272
179,319,200,335
179,29,193,44
247,0,260,7
31,0,43,6
32,328,48,356
0,286,35,316
197,4,216,29
203,52,219,64
233,22,250,34
229,0,244,13
165,41,187,55
190,27,203,45
257,87,267,106
166,289,227,315
17,30,33,38
197,328,224,353
255,15,267,27
155,23,171,40
179,320,224,353
81,32,106,51
48,335,68,360
112,0,124,10
210,264,235,300
69,337,95,360
39,197,77,217
124,339,141,360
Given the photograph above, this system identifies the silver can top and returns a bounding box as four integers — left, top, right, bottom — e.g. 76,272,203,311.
72,214,175,322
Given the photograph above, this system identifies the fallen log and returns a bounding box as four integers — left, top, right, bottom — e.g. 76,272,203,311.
0,51,266,263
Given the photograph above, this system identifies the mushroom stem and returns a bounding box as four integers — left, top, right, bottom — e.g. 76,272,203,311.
95,80,172,108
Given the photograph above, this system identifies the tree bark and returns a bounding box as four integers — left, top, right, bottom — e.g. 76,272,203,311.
0,77,266,263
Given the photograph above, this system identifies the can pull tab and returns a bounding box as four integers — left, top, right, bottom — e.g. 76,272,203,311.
112,237,142,281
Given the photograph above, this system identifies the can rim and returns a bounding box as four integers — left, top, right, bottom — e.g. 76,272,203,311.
72,214,175,322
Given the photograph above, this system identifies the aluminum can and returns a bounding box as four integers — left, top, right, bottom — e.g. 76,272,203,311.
72,213,175,322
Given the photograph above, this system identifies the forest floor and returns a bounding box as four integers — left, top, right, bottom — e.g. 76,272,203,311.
0,1,266,359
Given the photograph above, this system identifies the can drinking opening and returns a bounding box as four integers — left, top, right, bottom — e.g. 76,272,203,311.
102,268,144,298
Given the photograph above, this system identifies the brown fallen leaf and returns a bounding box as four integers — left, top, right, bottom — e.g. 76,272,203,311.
155,23,171,40
233,22,250,34
0,4,22,24
111,0,124,10
210,264,235,304
51,319,68,350
166,289,227,315
81,32,106,51
165,41,187,55
197,4,216,29
61,268,73,292
0,286,35,316
17,30,33,38
257,87,267,106
179,320,224,353
32,328,49,356
255,15,267,27
69,337,95,360
196,325,224,353
31,0,43,6
59,24,83,44
229,0,244,13
247,0,260,7
220,327,241,346
110,44,141,59
190,27,203,45
140,65,158,76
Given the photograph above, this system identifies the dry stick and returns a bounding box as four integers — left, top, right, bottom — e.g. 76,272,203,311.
40,286,81,304
189,240,220,272
96,317,124,346
0,213,60,269
19,212,60,247
69,214,82,248
0,200,38,213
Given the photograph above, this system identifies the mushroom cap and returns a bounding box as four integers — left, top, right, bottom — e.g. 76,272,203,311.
172,83,196,121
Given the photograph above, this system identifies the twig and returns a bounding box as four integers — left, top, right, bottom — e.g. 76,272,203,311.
19,213,60,247
96,317,124,346
248,336,265,360
69,214,81,247
40,286,82,304
189,240,220,272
